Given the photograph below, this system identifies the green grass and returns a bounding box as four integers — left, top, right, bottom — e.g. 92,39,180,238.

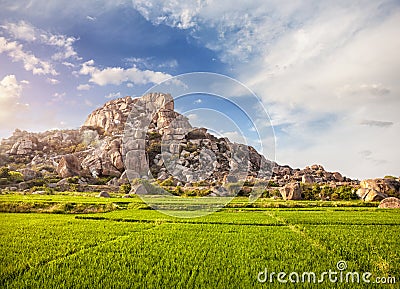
0,193,399,288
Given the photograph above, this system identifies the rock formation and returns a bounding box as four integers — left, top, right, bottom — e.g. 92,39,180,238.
357,178,400,202
280,182,302,200
1,92,397,200
378,197,400,208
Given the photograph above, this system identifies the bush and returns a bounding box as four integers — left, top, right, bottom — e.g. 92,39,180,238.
336,185,358,200
119,183,131,194
8,171,24,183
160,177,175,187
185,142,198,153
67,176,80,184
174,186,184,196
191,180,210,187
93,176,113,185
24,178,46,187
225,182,243,194
69,184,79,192
146,141,161,153
0,167,10,178
384,175,397,179
30,186,53,194
147,131,161,140
268,180,279,187
44,176,61,184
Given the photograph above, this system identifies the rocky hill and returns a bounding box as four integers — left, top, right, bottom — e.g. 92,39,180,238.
0,93,399,202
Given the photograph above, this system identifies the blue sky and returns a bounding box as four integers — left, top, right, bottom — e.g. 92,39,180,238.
0,0,399,179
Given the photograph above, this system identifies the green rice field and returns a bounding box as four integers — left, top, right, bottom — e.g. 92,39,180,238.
0,193,399,288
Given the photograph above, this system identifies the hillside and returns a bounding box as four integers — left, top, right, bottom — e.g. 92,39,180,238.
0,93,399,202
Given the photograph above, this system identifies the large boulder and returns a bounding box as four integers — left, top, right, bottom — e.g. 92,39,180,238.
130,184,147,195
83,97,135,135
280,182,302,200
9,138,38,155
57,154,82,178
378,197,400,208
357,188,387,202
358,178,400,202
17,168,41,181
302,174,315,184
98,191,110,198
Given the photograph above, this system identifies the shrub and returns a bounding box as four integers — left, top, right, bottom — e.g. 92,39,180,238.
25,178,46,187
225,182,243,194
30,186,53,194
0,167,10,178
44,176,61,184
160,177,175,187
174,186,184,196
147,131,161,140
384,175,397,179
69,184,79,192
119,183,131,194
67,176,80,184
185,142,198,153
268,180,279,187
336,186,358,200
146,141,161,153
191,180,210,187
300,184,314,200
8,171,24,183
93,176,113,185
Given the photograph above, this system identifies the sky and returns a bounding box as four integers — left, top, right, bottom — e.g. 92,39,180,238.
0,0,399,179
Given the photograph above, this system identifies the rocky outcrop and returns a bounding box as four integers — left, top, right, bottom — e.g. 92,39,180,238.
57,154,82,178
357,188,387,202
83,97,136,135
17,168,41,181
378,197,400,208
357,178,400,202
122,92,274,185
0,93,357,195
97,191,110,198
271,164,354,186
280,182,302,200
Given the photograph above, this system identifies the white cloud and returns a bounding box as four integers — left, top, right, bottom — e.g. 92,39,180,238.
84,99,94,107
133,0,201,29
186,113,198,121
53,92,66,99
0,36,57,75
221,130,246,144
105,92,121,99
77,84,91,91
1,20,36,41
360,120,394,128
79,60,172,86
46,78,60,85
0,75,22,101
0,75,30,127
1,20,79,61
62,61,75,68
126,57,178,70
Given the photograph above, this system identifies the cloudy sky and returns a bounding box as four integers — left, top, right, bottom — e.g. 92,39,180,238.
0,0,399,179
